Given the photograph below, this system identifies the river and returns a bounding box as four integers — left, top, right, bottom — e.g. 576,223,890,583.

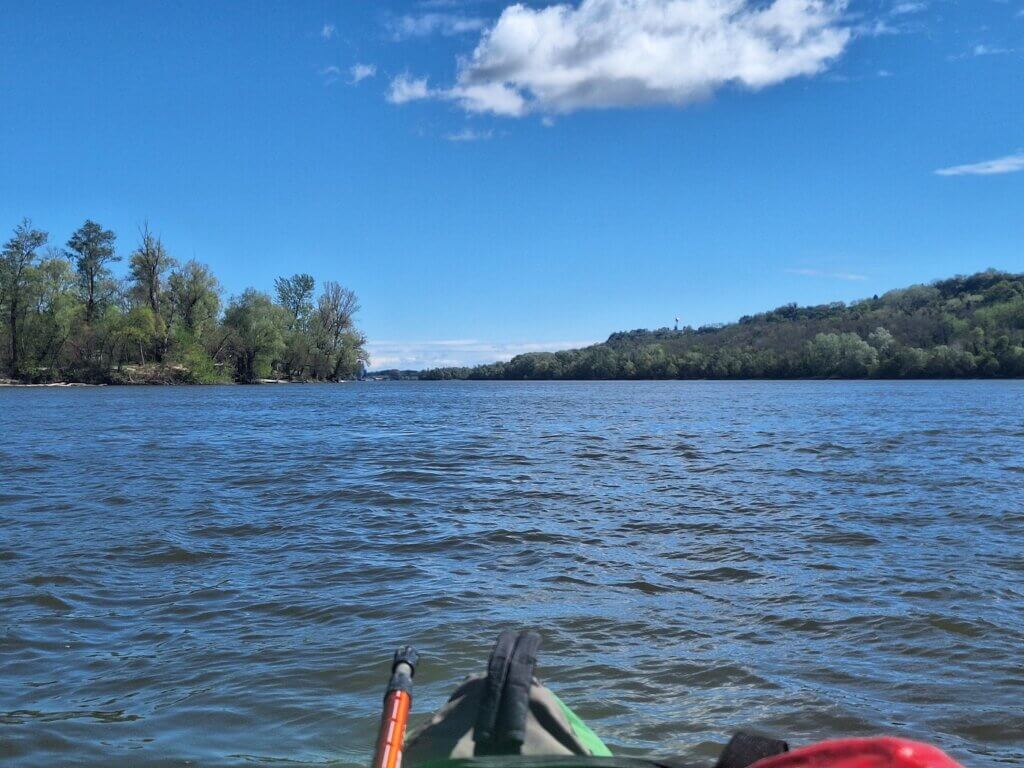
1,381,1022,766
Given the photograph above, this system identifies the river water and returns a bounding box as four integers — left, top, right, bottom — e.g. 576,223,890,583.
1,382,1022,767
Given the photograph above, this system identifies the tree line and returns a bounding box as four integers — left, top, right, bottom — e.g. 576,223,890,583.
0,218,367,383
420,270,1024,380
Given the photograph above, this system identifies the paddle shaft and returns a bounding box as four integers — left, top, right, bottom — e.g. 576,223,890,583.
372,647,418,768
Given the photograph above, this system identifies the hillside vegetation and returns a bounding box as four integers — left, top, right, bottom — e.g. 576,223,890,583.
421,270,1024,380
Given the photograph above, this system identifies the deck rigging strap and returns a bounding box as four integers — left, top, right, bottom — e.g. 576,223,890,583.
474,630,543,751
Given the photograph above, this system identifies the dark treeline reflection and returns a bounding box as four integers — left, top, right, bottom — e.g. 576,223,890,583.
0,219,366,383
422,271,1024,380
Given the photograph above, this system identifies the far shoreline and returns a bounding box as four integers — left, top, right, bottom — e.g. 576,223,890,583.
3,377,1021,388
0,378,356,388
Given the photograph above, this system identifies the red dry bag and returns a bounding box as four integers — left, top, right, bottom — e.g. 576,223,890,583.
750,737,964,768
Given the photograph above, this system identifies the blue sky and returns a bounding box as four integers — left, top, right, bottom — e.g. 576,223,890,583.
1,1,1022,368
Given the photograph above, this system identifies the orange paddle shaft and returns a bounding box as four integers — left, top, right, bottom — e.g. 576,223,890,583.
371,647,418,768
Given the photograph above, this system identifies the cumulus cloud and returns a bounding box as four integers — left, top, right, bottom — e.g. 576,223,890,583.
321,23,336,40
350,63,377,83
450,82,528,116
935,153,1024,177
387,74,434,103
390,0,852,117
787,268,867,281
366,339,598,370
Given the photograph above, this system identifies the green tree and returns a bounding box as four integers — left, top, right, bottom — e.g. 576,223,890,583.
129,226,175,314
997,344,1024,376
274,273,315,329
925,345,976,377
66,220,118,324
274,274,317,378
128,225,176,360
311,281,366,379
168,259,221,338
332,329,369,380
223,289,288,382
805,333,878,377
1,219,48,378
28,254,80,378
867,326,895,355
91,304,158,375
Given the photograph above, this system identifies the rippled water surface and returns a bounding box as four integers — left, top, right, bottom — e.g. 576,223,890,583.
2,382,1023,767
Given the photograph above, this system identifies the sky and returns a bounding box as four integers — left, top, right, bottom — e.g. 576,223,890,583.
1,1,1022,369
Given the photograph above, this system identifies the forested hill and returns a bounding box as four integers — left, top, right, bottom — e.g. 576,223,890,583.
420,270,1024,380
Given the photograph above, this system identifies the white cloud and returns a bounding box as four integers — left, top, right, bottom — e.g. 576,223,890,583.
889,2,926,15
387,74,433,104
848,1,925,37
445,127,494,141
391,0,851,117
386,78,527,115
320,65,344,85
450,82,528,116
935,152,1024,177
418,0,487,7
321,23,336,40
948,43,1014,61
366,339,598,370
854,18,900,36
787,268,867,281
350,63,377,83
972,43,1012,56
391,13,487,39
